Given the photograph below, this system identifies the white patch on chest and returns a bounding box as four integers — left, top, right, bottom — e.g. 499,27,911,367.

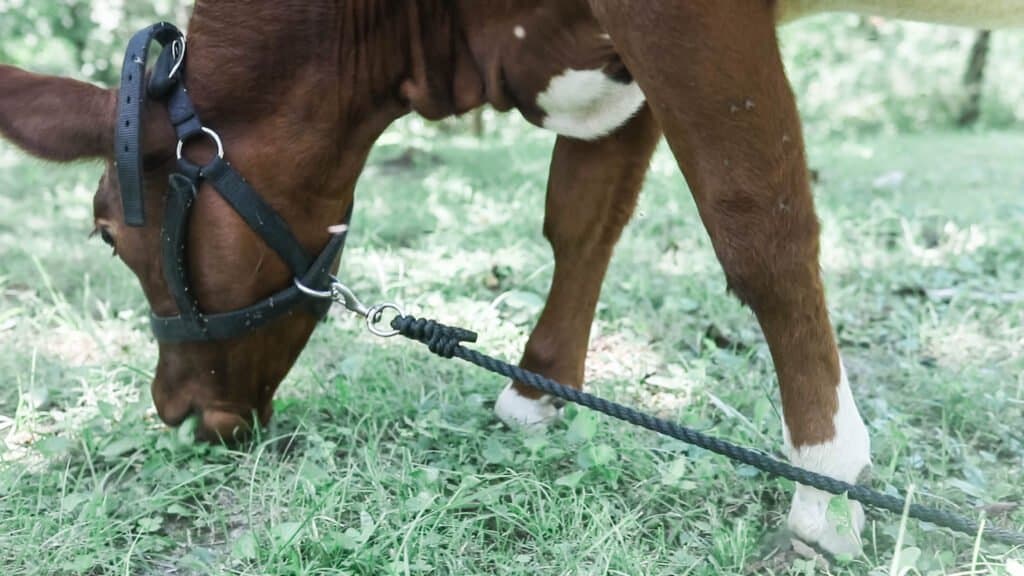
777,0,1024,28
783,360,872,556
536,68,646,141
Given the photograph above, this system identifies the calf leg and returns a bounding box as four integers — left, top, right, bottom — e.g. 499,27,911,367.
589,0,870,555
495,106,661,427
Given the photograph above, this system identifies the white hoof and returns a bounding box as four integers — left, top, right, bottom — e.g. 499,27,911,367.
494,384,562,429
788,486,865,557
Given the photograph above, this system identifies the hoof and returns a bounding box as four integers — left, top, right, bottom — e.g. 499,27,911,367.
787,485,865,557
494,384,562,429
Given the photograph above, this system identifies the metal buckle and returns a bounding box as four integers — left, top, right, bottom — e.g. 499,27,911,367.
168,37,187,79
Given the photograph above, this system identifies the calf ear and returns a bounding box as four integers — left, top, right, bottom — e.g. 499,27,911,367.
0,65,116,161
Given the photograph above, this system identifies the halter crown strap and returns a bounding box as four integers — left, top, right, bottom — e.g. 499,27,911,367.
116,22,184,227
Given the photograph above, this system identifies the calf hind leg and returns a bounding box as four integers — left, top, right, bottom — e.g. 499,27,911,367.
495,106,661,427
589,0,871,555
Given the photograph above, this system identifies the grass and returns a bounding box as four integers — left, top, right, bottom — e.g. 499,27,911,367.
0,122,1023,575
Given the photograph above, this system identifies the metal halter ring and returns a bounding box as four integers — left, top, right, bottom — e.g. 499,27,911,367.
293,278,334,300
366,304,403,338
176,126,224,161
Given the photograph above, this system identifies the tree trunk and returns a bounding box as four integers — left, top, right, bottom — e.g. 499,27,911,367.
958,30,992,128
471,108,485,138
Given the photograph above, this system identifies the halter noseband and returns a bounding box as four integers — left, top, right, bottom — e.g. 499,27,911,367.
115,22,351,343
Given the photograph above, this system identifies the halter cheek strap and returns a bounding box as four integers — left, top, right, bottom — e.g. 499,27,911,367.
116,23,352,343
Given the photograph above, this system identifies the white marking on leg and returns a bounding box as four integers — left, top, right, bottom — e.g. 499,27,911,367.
784,360,871,556
513,25,526,40
536,69,646,141
494,384,562,429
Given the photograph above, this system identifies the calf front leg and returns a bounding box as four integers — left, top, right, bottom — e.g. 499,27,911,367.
589,0,871,556
495,106,661,427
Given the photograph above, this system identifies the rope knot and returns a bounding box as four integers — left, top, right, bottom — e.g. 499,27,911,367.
390,315,478,358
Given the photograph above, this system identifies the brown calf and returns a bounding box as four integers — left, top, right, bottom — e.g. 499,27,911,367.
1,0,1020,556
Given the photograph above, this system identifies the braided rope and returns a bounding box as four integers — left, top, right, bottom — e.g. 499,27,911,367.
390,314,1024,547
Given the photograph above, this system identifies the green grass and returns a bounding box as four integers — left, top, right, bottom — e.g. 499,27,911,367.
0,124,1022,575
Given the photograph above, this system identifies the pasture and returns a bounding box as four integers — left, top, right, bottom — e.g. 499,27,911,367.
1,123,1023,574
1,10,1024,576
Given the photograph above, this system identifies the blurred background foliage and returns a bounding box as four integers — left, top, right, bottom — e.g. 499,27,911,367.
0,0,187,84
780,16,1024,136
0,1,1022,136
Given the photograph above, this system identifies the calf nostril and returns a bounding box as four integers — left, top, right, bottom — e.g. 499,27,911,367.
197,409,252,443
151,376,193,427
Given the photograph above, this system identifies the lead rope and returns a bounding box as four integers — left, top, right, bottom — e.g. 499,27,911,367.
320,282,1024,548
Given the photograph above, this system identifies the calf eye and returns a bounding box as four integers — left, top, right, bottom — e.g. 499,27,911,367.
91,225,117,255
99,228,115,247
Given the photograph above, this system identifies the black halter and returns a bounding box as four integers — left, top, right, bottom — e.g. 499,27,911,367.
115,22,351,343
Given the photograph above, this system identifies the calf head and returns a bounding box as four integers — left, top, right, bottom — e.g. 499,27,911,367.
0,61,352,441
